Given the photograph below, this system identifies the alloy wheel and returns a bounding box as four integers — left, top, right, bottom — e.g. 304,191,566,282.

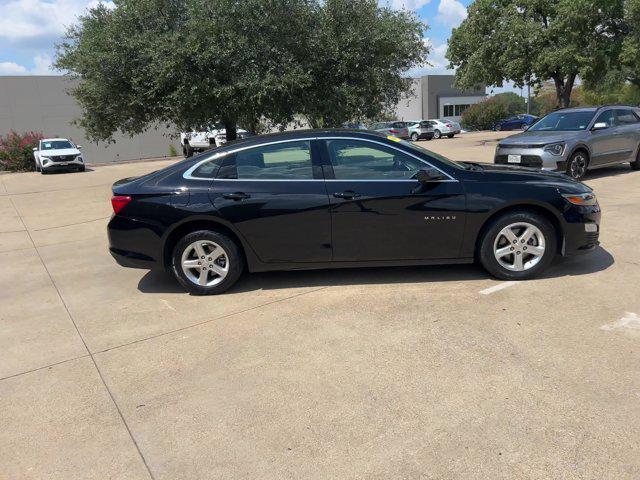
180,240,229,286
493,222,545,272
411,132,419,141
568,153,587,180
434,130,441,139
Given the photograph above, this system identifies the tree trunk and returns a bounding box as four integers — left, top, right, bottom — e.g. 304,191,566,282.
552,73,576,109
224,119,237,141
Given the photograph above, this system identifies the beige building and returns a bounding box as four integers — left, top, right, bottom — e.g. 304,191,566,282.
0,76,179,164
395,75,487,122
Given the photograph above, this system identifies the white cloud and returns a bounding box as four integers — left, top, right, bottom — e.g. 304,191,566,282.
406,38,454,77
0,62,28,75
383,0,432,10
435,0,467,28
0,0,114,44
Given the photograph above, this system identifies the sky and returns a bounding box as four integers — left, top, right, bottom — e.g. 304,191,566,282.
0,0,475,76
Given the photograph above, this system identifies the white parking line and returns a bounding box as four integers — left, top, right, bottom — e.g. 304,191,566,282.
479,281,518,295
600,312,640,332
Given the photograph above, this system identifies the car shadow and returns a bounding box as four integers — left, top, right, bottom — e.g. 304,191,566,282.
585,164,636,180
137,246,614,295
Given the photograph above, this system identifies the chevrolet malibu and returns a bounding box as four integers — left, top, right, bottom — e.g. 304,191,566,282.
108,129,601,295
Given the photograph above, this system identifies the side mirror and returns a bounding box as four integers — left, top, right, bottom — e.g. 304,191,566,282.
592,122,608,131
76,145,82,149
416,168,446,183
32,147,37,151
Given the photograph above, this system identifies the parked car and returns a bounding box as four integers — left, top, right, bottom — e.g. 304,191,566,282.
108,129,600,295
181,124,249,157
368,121,410,139
494,106,640,180
33,138,85,174
406,120,435,141
493,114,538,131
428,119,461,139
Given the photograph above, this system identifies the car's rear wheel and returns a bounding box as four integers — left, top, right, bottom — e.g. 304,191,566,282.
478,211,557,280
171,230,243,295
410,132,419,141
631,146,640,170
566,150,589,181
433,129,441,139
447,134,455,138
495,124,502,131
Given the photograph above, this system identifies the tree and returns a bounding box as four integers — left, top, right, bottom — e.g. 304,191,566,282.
446,0,625,109
460,93,525,130
55,0,428,143
302,0,428,127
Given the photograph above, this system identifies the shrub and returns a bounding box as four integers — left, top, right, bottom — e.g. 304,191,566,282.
0,131,44,172
461,98,511,131
168,144,178,157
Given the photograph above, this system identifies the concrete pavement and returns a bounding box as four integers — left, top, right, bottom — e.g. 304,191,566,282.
1,131,639,479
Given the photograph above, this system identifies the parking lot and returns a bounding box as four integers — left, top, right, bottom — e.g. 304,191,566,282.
1,130,639,479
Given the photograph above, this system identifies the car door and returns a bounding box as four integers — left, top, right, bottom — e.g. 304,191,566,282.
589,109,621,166
613,109,640,162
320,137,466,261
209,139,332,263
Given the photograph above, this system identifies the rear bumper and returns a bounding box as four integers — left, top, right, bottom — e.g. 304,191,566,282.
107,215,163,269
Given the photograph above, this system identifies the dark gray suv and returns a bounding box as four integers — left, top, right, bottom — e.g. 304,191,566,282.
494,106,640,180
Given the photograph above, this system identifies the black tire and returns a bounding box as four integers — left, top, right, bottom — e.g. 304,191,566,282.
566,150,589,181
433,129,441,139
495,124,502,131
631,146,640,170
79,165,86,172
410,132,419,142
447,134,455,138
41,168,47,175
478,210,557,281
183,142,194,158
171,230,243,295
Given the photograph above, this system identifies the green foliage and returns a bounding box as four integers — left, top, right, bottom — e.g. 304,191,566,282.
447,0,625,109
55,0,428,141
460,94,527,130
0,131,43,172
168,144,178,157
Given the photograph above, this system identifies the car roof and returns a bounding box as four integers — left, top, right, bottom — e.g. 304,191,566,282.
41,138,71,142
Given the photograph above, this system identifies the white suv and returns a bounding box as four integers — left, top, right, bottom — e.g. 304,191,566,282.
33,138,85,174
180,124,249,157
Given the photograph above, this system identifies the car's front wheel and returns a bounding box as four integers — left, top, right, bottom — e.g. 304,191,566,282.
566,150,589,181
171,230,243,295
433,129,441,139
410,132,419,141
478,211,557,280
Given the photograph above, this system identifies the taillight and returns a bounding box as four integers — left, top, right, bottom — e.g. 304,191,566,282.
445,124,452,128
111,195,132,215
389,129,399,134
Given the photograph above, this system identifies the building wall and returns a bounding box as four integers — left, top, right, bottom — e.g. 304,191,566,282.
423,75,486,121
0,76,180,164
393,78,423,121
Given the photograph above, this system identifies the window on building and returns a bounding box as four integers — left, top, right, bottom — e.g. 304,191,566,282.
454,104,471,116
443,105,454,117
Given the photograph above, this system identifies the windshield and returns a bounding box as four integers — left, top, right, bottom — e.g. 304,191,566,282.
41,140,74,150
398,139,465,170
529,111,595,131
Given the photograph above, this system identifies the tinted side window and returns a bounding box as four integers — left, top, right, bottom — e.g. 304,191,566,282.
217,141,313,180
594,110,616,127
191,156,225,178
326,139,425,180
616,109,640,125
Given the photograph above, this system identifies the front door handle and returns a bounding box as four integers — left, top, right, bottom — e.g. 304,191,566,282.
333,190,361,200
222,192,251,201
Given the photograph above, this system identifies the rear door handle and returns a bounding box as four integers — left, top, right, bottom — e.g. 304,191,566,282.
222,192,251,201
333,191,360,200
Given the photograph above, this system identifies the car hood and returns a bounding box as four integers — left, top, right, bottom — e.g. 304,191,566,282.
498,130,583,146
462,163,591,192
39,148,81,156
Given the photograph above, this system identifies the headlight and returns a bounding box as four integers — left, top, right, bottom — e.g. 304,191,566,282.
77,156,83,162
562,192,597,206
543,143,565,156
41,157,50,164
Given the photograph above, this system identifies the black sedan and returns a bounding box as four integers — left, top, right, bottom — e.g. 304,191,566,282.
108,129,601,294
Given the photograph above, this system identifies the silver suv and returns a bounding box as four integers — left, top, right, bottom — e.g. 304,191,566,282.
494,106,640,180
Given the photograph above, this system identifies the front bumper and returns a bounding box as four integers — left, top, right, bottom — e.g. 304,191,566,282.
562,204,601,256
42,158,84,170
494,145,566,170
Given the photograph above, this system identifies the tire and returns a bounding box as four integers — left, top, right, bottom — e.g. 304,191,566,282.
447,134,455,138
171,230,243,295
495,124,502,131
184,142,194,158
566,150,589,181
79,165,86,172
410,132,419,142
41,168,47,175
631,146,640,170
433,129,441,139
478,210,557,281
